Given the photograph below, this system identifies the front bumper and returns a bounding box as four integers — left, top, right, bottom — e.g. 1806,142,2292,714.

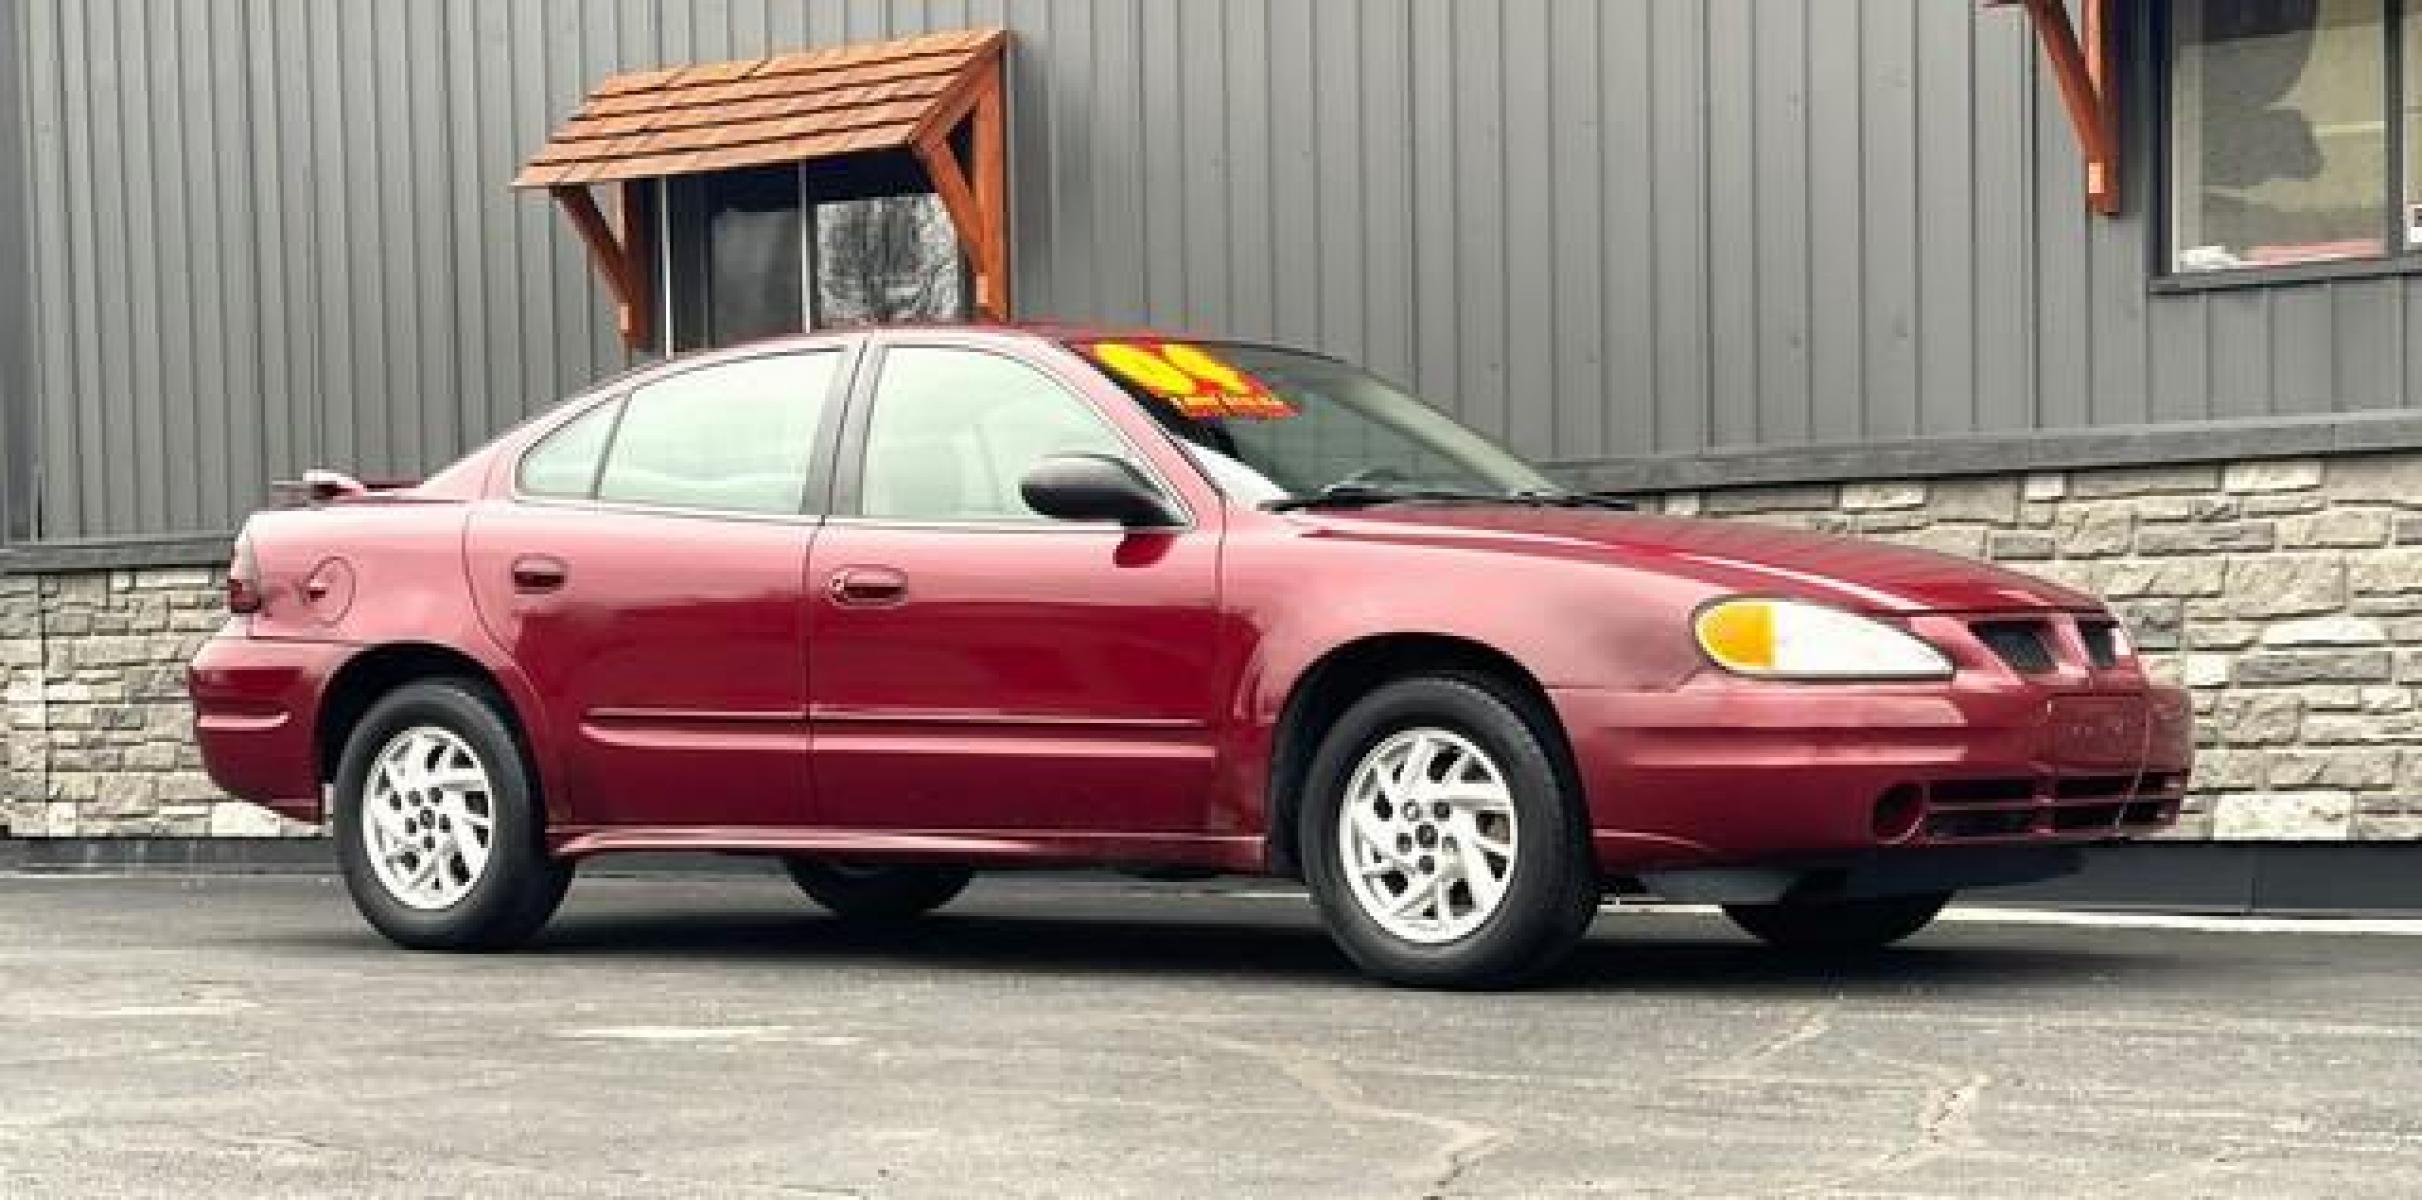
186,629,354,824
1553,652,2194,873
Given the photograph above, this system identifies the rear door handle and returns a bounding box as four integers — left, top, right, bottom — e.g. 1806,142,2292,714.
827,565,908,607
510,555,569,594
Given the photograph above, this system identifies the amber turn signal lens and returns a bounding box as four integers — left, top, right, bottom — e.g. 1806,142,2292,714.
1695,601,1775,672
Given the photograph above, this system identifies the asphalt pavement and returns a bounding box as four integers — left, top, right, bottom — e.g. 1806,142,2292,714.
3,869,2419,1198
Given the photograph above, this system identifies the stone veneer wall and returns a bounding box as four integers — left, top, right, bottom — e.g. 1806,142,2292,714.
1,566,311,838
6,450,2422,841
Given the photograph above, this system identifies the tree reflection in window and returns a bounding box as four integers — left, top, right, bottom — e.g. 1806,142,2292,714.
812,194,968,326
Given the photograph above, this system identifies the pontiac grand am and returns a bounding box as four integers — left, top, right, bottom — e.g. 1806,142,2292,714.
188,326,2191,987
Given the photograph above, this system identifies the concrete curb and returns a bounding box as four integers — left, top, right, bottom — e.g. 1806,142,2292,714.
5,838,2419,916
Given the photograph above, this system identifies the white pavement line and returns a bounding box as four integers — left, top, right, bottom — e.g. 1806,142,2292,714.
1610,902,2422,938
1207,888,2422,936
1937,906,2422,937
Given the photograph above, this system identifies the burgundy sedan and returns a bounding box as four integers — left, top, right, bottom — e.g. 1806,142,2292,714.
188,325,2192,987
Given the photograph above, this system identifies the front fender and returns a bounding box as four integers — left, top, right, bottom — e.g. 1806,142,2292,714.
1210,522,1719,854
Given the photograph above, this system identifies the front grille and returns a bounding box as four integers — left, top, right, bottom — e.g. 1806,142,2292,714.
2051,803,2125,832
1910,772,2178,843
1972,620,2056,673
1931,778,2034,805
2078,620,2123,669
1926,810,2036,839
2053,774,2135,800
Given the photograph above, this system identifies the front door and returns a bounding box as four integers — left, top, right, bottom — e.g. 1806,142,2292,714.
465,348,850,829
807,343,1224,834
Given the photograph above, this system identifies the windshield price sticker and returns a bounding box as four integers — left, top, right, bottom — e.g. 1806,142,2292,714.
1089,341,1296,420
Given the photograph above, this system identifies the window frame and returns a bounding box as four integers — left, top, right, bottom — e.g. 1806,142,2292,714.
508,341,862,523
2155,0,2422,291
830,339,1197,532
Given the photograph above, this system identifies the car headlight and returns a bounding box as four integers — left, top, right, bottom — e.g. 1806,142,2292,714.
1694,598,1953,681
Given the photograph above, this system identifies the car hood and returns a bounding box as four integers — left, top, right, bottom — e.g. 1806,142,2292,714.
1299,505,2099,614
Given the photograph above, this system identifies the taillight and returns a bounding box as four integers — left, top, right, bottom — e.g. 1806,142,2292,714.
227,534,263,615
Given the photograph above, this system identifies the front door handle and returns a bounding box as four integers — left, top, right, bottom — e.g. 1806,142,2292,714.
827,565,908,607
510,555,569,594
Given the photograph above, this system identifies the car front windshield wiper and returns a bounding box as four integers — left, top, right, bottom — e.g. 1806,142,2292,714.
1507,487,1639,511
1263,483,1515,512
1266,484,1643,514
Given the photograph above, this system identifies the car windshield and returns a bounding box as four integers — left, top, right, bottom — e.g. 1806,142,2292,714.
1075,341,1561,506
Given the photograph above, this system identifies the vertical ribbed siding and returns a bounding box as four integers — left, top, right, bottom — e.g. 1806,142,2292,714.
0,0,29,542
9,0,2422,540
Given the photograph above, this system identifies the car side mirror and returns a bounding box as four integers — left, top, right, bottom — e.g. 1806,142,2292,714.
1020,453,1182,528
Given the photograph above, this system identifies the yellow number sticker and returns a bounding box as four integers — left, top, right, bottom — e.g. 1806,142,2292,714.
1160,343,1250,393
1093,341,1200,397
1087,341,1297,420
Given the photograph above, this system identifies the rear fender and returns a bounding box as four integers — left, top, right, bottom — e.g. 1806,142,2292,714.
237,504,568,825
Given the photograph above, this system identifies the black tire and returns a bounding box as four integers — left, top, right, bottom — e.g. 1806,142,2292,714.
1723,892,1952,953
332,679,570,951
1299,675,1600,989
782,859,974,922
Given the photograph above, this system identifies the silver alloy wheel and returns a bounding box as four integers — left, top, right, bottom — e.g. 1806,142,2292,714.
1336,727,1520,945
361,725,497,912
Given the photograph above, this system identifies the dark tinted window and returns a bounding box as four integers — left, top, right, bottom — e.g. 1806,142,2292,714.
517,400,620,498
666,166,805,351
859,348,1133,521
594,352,839,515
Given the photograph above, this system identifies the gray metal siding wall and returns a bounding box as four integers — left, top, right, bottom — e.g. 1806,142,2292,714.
5,0,2420,542
0,0,32,542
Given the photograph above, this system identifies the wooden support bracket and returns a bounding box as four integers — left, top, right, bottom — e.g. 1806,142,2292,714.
909,53,1012,321
550,183,656,350
2019,0,2121,216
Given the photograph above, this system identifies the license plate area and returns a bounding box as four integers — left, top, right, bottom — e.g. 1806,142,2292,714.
2042,696,2150,768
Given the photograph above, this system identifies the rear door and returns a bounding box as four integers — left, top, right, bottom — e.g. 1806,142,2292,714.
806,341,1225,834
466,346,853,830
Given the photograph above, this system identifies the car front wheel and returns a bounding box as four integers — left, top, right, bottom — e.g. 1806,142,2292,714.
1300,675,1600,989
1723,892,1952,952
333,679,570,951
782,859,974,922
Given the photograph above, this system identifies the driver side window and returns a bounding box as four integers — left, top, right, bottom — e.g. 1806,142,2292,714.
859,347,1136,521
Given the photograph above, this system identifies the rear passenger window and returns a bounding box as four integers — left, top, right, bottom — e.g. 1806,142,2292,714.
593,352,839,515
517,399,620,498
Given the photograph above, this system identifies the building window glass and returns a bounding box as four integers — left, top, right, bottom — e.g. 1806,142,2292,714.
2170,0,2391,273
813,195,968,326
2406,10,2422,246
665,167,807,351
664,168,969,351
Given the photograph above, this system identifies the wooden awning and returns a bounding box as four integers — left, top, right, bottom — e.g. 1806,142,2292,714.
1991,0,2119,216
516,28,1011,347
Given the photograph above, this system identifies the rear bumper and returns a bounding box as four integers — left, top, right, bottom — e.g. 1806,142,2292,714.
186,629,353,824
1553,674,2195,873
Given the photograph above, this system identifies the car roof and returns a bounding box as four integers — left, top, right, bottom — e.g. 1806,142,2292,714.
665,322,1336,364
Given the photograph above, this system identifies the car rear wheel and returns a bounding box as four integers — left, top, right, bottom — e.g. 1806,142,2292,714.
782,859,974,922
333,679,569,951
1723,892,1952,953
1300,675,1600,989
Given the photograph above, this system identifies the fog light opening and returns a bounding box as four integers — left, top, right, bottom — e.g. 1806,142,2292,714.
1871,785,1925,844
